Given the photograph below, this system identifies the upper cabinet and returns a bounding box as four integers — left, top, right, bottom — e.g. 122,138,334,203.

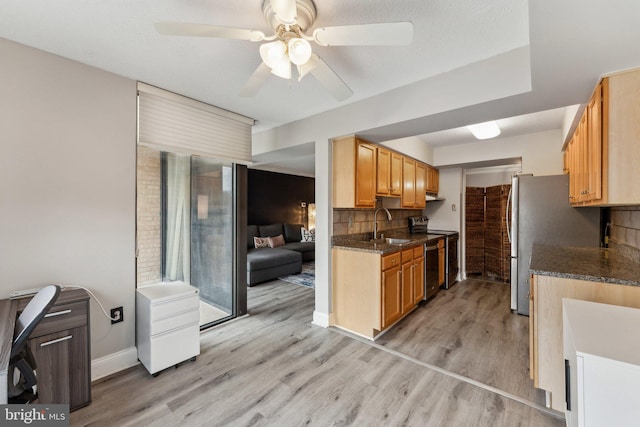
426,165,439,194
376,148,402,197
401,158,426,209
333,135,377,208
333,135,437,209
565,68,640,206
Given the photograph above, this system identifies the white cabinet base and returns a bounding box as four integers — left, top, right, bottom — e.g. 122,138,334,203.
136,282,200,375
563,299,640,427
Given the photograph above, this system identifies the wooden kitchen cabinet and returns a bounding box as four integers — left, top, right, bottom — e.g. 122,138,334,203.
413,246,425,303
376,148,402,197
332,247,423,339
401,249,414,314
333,135,377,208
334,134,438,208
529,274,640,411
402,158,426,208
565,68,640,206
426,165,439,194
382,255,402,329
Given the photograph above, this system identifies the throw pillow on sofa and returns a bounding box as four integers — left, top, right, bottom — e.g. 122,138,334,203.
254,237,270,248
268,234,285,248
301,227,315,242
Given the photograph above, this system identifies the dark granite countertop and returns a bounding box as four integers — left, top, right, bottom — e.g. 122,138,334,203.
332,230,446,255
530,244,640,286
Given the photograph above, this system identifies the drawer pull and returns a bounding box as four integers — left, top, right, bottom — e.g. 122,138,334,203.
45,309,72,318
40,335,73,347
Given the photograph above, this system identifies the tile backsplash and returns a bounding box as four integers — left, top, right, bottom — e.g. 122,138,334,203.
609,207,640,261
333,208,422,236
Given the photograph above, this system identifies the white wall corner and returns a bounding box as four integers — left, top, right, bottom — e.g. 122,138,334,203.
91,347,139,381
312,310,330,328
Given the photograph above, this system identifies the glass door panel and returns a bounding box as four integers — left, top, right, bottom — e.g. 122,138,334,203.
190,157,234,327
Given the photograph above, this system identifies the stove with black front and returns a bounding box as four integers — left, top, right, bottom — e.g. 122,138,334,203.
408,216,459,290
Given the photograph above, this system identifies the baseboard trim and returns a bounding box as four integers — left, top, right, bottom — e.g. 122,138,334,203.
91,347,139,381
312,310,330,328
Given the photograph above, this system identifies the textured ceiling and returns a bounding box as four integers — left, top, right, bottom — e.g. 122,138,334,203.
0,0,528,132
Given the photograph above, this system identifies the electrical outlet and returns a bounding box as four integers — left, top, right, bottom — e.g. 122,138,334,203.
111,306,124,324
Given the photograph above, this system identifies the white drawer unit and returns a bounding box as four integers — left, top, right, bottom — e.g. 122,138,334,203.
136,282,200,375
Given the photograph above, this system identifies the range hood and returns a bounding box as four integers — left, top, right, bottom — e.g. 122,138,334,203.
426,193,445,202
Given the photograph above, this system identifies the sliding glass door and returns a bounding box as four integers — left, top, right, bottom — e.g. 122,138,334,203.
189,157,234,326
152,151,235,328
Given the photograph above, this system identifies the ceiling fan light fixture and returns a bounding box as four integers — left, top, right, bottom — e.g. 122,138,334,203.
287,37,312,65
259,41,287,68
468,121,501,140
270,58,292,79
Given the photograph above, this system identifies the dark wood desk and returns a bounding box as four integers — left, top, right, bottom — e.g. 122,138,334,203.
0,289,91,410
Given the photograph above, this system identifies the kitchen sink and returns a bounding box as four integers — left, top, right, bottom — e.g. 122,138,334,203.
371,238,412,245
385,238,412,245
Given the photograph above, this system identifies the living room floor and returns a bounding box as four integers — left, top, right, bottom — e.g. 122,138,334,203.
70,280,563,426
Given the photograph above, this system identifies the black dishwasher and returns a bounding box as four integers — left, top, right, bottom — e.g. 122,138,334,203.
424,242,440,299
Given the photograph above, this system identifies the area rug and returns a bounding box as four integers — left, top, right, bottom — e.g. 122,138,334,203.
278,261,315,288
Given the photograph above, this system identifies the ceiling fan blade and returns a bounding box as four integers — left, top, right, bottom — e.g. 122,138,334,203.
269,0,298,25
305,54,353,101
239,62,272,97
313,22,413,46
155,22,265,42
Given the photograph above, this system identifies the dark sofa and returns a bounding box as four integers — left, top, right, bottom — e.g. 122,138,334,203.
247,223,315,286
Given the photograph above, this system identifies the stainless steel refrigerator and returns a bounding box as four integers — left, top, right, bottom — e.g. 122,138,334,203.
508,174,600,315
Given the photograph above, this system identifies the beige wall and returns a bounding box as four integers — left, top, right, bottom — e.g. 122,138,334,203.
434,129,564,176
0,38,137,360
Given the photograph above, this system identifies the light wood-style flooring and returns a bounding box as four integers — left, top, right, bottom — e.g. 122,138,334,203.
376,278,546,405
71,279,563,426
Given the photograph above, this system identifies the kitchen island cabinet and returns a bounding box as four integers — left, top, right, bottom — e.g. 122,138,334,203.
528,244,640,411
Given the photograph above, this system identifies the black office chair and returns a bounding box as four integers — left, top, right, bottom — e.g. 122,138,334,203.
8,285,61,403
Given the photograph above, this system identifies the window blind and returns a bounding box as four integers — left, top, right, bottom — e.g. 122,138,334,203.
137,82,254,163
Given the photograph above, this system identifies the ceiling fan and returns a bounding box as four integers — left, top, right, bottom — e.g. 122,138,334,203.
155,0,413,101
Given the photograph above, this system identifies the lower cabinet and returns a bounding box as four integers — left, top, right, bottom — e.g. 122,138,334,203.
16,289,91,411
401,249,414,314
333,247,424,339
381,262,402,329
413,246,425,304
136,282,200,375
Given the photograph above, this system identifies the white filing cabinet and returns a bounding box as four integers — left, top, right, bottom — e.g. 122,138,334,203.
563,299,640,427
136,282,200,375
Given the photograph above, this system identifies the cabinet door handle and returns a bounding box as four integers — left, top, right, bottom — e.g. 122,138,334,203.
45,309,72,318
40,335,73,347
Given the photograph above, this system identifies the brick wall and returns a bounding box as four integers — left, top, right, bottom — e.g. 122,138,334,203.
333,208,423,236
609,207,640,261
136,146,162,286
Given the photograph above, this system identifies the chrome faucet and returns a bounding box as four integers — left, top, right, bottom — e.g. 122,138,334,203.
373,208,392,240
